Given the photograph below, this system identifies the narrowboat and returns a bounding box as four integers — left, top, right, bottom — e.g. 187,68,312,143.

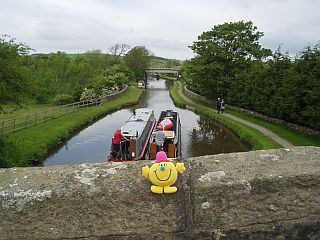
109,108,156,161
148,110,181,160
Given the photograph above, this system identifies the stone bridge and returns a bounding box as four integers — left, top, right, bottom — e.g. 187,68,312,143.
1,147,320,239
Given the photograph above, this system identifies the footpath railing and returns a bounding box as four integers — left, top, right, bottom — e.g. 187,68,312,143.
0,85,128,135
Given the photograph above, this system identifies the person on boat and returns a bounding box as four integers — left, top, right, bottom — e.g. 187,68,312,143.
113,129,128,154
154,126,166,151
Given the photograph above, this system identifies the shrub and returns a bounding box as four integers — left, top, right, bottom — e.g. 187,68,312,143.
54,94,74,105
80,88,96,101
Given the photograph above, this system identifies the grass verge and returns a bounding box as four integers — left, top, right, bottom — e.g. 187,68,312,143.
169,81,186,109
0,87,144,168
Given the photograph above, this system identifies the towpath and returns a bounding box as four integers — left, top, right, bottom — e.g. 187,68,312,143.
176,82,294,148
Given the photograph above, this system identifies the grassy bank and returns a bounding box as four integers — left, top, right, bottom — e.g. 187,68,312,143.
169,81,186,109
0,87,144,168
169,82,281,150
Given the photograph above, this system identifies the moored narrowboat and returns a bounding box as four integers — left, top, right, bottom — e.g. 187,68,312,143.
148,110,181,160
109,108,156,161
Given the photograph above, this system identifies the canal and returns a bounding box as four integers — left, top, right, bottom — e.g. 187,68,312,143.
44,79,251,166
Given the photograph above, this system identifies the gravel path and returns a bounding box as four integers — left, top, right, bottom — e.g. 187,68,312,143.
176,82,294,148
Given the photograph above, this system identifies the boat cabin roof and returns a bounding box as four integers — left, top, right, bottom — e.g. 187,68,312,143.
121,108,154,138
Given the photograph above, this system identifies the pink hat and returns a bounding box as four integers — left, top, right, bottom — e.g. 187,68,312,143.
155,151,170,163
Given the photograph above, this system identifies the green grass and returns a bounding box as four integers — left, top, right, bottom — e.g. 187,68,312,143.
169,81,186,109
0,103,55,120
0,87,144,168
226,109,320,147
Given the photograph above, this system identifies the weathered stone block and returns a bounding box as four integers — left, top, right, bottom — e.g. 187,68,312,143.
0,147,320,239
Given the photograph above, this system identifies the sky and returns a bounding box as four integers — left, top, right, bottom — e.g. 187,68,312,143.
1,0,319,60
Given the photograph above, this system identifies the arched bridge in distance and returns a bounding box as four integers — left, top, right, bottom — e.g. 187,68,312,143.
142,68,182,88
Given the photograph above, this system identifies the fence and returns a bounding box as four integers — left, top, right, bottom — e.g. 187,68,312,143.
0,85,128,135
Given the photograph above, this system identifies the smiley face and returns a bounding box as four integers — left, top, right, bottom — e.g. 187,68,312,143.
149,162,178,187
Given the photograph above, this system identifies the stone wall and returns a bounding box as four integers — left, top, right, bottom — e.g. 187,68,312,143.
184,85,214,105
1,147,320,239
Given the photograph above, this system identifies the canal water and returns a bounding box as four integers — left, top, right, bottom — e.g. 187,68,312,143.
44,79,251,166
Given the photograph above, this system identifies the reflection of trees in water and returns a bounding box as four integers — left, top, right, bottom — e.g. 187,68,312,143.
190,117,224,143
189,116,236,156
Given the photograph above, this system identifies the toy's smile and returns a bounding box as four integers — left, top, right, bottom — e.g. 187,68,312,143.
154,169,172,181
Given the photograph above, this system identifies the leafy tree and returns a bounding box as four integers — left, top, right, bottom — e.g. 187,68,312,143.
186,21,271,98
0,35,32,108
85,49,109,69
124,46,152,80
184,22,320,130
295,44,320,129
53,94,74,105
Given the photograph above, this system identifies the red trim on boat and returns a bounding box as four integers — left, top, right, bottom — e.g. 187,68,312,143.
110,119,157,162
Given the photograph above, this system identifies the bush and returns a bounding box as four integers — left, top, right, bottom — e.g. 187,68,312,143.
53,94,74,105
80,88,97,101
35,88,51,103
100,85,120,96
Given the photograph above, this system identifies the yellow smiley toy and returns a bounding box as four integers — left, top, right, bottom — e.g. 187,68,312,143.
142,151,186,194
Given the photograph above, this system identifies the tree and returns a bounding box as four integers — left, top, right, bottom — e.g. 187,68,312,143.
186,21,271,98
0,35,32,109
85,49,109,69
295,44,320,129
109,44,130,58
124,46,152,80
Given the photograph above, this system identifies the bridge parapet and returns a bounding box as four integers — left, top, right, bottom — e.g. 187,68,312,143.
1,147,320,239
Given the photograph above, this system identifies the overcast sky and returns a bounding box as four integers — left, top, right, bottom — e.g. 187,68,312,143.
1,0,319,59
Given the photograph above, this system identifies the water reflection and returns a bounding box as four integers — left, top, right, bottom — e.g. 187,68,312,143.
189,117,249,156
44,79,251,166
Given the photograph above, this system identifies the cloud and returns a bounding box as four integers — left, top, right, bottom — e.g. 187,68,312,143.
0,0,319,59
